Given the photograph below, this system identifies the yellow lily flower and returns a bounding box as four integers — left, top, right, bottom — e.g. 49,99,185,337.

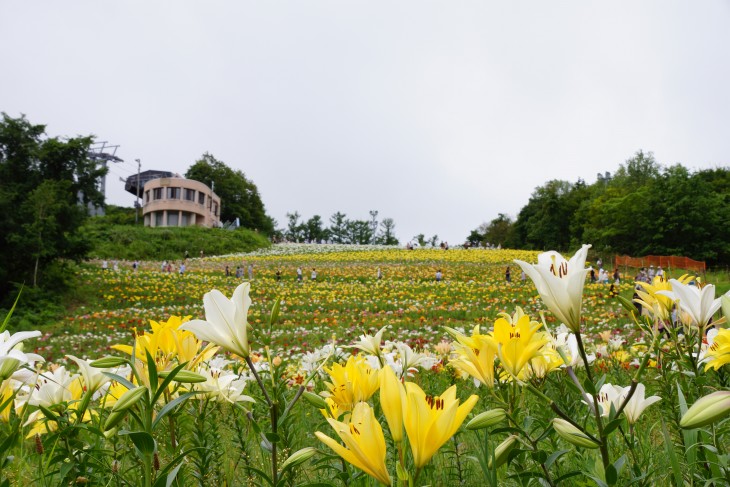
704,328,730,371
403,382,478,469
379,366,406,442
447,326,498,387
491,315,548,380
315,402,391,486
322,355,379,412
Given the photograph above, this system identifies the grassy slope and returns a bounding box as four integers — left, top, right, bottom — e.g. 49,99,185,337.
84,224,270,261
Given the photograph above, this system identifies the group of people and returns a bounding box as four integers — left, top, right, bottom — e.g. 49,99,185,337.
635,265,664,283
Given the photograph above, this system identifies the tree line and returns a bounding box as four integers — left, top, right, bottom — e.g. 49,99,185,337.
468,151,730,264
0,113,106,304
281,210,399,245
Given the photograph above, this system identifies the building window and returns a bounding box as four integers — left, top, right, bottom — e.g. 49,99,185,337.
153,188,163,200
181,212,190,226
184,189,195,201
155,212,164,227
145,190,150,203
168,212,179,226
213,203,218,217
198,192,206,205
167,187,180,199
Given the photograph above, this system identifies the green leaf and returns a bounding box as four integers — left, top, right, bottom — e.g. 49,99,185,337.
145,349,158,396
583,377,596,395
545,449,569,468
661,418,684,487
102,372,136,391
38,405,59,423
605,464,617,485
602,418,624,436
119,430,156,456
0,287,22,333
152,362,189,405
152,392,199,430
165,462,183,487
265,431,281,443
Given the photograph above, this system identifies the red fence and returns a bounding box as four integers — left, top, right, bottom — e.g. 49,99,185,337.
614,255,706,272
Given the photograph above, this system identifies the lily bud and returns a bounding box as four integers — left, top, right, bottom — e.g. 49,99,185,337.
103,411,126,432
466,408,506,430
680,391,730,429
302,391,328,409
722,292,730,322
488,435,518,469
158,370,207,383
89,356,128,368
552,418,600,449
279,447,317,472
111,386,148,413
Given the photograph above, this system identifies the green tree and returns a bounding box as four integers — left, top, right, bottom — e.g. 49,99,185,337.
346,220,374,244
483,213,514,247
185,153,273,235
285,212,305,242
304,215,329,243
0,113,105,300
328,212,348,243
375,218,399,245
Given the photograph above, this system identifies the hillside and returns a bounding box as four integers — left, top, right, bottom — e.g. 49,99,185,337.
84,223,270,260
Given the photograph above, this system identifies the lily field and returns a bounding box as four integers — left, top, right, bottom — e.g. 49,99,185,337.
2,244,730,486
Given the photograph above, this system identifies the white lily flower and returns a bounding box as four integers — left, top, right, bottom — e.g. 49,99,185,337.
350,326,388,358
515,245,591,332
195,366,255,404
623,383,661,424
180,283,252,359
721,291,730,321
658,280,721,329
28,366,77,409
584,383,624,417
554,327,594,368
0,330,45,380
67,355,112,393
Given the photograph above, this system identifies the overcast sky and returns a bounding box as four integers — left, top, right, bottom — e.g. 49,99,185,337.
2,1,729,244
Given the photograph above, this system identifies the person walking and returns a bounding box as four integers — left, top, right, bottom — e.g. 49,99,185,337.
505,266,511,283
297,267,303,282
311,268,317,281
435,269,442,282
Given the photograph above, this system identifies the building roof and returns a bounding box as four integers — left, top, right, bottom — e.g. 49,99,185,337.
124,170,175,196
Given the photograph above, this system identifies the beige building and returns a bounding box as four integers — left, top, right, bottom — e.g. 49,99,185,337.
142,176,221,228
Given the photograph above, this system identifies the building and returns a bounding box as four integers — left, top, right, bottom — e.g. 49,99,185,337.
141,175,221,228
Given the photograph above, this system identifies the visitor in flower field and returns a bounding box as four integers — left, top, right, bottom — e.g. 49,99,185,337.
376,267,381,280
435,269,442,282
101,260,108,270
276,269,281,281
648,265,655,279
657,265,665,278
296,266,302,281
590,268,596,282
248,264,253,279
613,268,620,284
505,266,511,282
311,268,317,281
179,262,186,275
596,257,603,268
235,266,242,278
225,265,230,277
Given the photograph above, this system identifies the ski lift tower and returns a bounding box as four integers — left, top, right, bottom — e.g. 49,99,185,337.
88,141,123,216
